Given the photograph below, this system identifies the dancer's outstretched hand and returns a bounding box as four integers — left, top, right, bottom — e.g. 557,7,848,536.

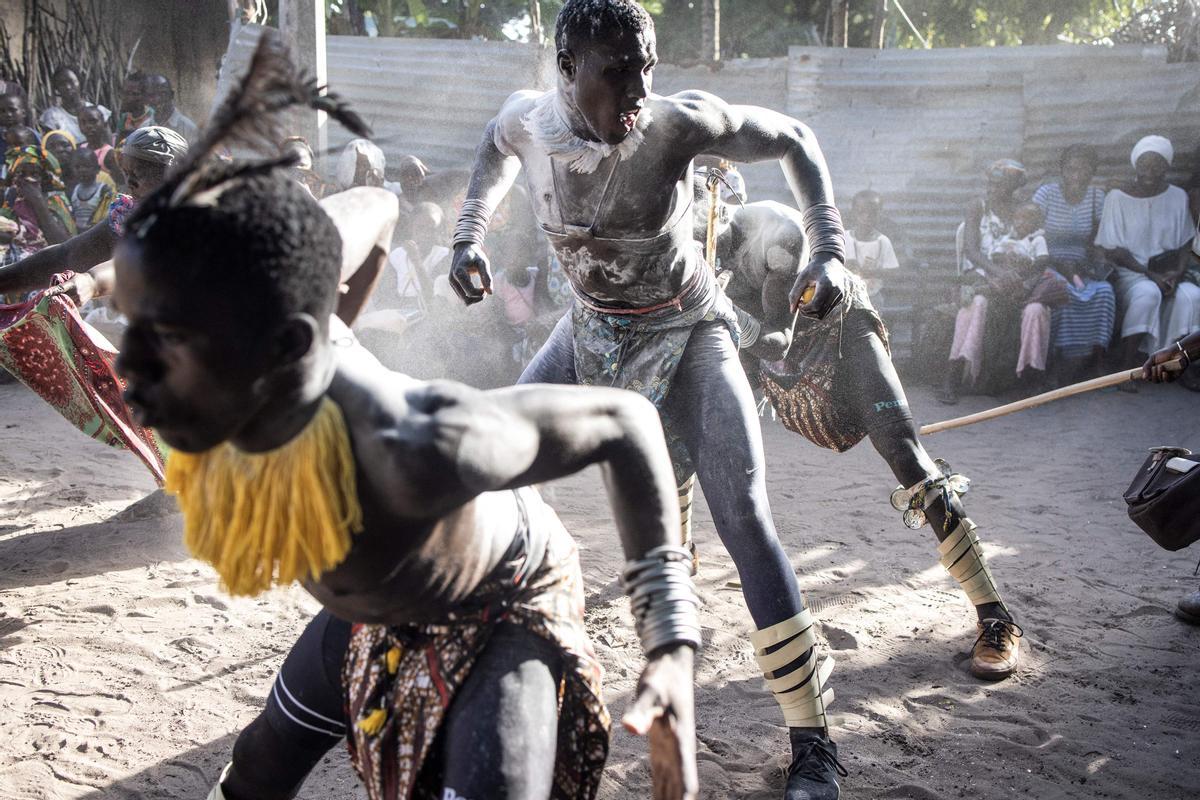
791,256,847,320
623,644,698,800
448,243,493,305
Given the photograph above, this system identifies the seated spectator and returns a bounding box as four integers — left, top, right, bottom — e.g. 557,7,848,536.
78,104,125,187
844,190,900,272
1031,144,1116,382
143,74,199,145
941,161,1059,403
280,136,327,199
39,66,110,143
0,90,29,144
0,146,76,266
1095,135,1199,368
68,148,115,232
115,71,153,144
40,129,77,192
336,138,403,196
2,124,38,182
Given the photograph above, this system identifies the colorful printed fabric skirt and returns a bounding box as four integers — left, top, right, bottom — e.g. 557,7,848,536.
343,512,609,800
0,288,165,482
759,275,889,453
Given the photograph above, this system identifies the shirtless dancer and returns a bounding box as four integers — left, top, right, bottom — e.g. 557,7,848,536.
448,1,848,795
691,179,1021,680
112,35,699,800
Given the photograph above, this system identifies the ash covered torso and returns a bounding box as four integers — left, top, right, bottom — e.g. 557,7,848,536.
303,338,544,626
496,90,705,307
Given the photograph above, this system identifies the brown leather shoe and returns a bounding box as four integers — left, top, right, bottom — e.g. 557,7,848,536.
970,618,1022,680
1176,589,1200,625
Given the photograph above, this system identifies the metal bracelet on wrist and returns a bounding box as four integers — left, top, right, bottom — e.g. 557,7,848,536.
621,545,702,654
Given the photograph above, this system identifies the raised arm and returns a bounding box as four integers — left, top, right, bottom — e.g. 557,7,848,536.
318,186,401,324
448,103,527,305
675,92,845,320
0,221,115,296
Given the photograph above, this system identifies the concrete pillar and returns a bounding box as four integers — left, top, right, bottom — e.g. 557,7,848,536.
279,0,328,167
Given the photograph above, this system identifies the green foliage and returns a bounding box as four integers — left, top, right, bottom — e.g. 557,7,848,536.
891,0,1155,49
326,0,1164,58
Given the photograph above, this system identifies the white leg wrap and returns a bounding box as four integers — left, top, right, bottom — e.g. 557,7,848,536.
938,518,1004,608
751,608,835,729
678,476,695,548
206,762,232,800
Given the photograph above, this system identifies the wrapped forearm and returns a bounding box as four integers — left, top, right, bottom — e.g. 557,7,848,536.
452,198,494,248
622,545,702,655
801,204,846,264
732,303,762,350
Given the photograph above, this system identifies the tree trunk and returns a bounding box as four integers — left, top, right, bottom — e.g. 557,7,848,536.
529,0,543,44
699,0,720,62
831,0,849,47
871,0,888,48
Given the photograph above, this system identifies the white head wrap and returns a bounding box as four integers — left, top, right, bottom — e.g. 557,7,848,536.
336,138,385,190
1130,135,1173,169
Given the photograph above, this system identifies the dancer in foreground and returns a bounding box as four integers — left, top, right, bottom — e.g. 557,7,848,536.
692,178,1021,680
113,34,698,800
449,1,846,795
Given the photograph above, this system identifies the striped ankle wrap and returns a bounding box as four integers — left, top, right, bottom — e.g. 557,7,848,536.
751,608,834,730
938,517,1004,608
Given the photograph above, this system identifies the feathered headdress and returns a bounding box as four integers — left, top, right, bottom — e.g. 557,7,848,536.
137,29,370,219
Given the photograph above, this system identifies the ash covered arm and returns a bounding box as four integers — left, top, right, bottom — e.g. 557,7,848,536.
448,100,527,305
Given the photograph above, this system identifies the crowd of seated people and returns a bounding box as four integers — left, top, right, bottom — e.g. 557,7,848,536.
0,66,197,274
938,137,1199,403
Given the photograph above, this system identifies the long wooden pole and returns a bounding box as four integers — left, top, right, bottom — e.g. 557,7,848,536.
919,359,1182,436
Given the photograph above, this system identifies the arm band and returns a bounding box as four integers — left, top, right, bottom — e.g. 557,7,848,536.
621,545,702,655
453,198,494,248
802,203,846,263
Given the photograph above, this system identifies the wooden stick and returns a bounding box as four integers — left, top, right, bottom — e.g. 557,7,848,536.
921,365,1147,436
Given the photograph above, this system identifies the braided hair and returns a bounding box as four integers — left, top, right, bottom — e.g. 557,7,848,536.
124,30,369,328
554,0,654,55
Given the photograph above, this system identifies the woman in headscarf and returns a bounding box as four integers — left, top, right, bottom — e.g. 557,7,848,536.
0,126,187,302
1096,134,1198,369
1032,144,1116,382
41,129,79,193
940,159,1055,403
0,145,76,267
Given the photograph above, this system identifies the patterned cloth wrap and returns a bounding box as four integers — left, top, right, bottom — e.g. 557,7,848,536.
760,273,890,452
0,279,165,482
343,489,609,800
571,263,738,483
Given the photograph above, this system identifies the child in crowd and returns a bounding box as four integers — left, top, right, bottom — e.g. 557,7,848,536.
68,148,115,232
844,189,900,272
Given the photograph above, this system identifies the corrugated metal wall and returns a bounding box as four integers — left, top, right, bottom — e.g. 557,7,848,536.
222,32,1199,268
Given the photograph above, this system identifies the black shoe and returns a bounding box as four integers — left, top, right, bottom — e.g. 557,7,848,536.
785,729,847,800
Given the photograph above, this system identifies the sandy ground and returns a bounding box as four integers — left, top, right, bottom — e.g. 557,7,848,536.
0,376,1198,800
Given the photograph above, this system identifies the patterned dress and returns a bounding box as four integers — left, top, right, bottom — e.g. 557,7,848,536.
1032,182,1116,359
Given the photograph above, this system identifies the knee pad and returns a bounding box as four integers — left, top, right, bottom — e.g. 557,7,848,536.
751,608,835,730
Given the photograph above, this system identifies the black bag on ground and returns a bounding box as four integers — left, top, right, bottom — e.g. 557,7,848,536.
1124,447,1200,551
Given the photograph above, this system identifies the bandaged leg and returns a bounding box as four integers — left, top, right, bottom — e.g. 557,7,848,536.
678,475,698,574
751,608,835,731
937,517,1004,610
753,609,845,798
939,518,1021,679
206,763,232,800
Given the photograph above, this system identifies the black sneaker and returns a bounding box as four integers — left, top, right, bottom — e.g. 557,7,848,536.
785,729,847,800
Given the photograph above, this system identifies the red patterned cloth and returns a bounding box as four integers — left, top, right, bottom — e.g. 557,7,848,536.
0,286,165,483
